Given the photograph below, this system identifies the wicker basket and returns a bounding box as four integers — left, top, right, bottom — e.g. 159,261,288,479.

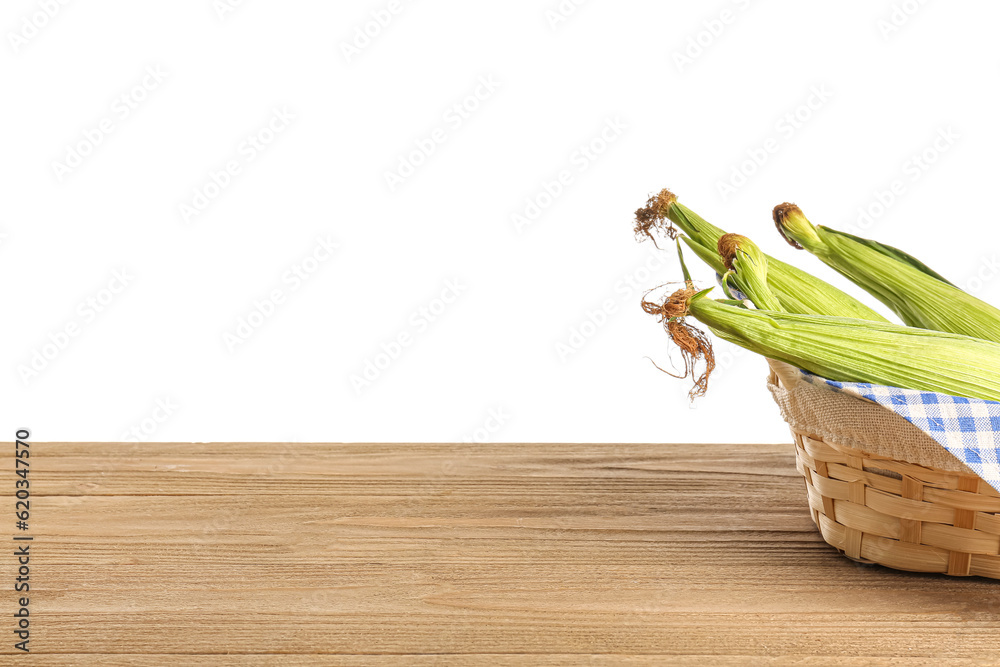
768,361,1000,579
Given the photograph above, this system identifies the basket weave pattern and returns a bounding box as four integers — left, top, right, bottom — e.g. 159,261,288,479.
791,427,1000,578
767,361,1000,579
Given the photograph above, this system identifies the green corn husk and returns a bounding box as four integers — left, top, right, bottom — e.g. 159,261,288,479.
650,288,1000,402
774,203,1000,342
715,233,783,311
635,190,888,322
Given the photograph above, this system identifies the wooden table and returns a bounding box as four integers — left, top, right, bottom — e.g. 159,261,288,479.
4,442,1000,665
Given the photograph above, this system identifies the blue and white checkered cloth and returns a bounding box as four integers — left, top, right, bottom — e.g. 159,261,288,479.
715,274,1000,492
800,372,1000,493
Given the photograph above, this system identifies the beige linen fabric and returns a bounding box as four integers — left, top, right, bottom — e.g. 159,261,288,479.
765,359,975,475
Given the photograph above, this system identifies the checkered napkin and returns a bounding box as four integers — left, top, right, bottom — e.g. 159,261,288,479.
714,274,1000,491
800,372,1000,493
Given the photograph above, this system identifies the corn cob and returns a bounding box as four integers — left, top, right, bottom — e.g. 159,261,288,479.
645,287,1000,402
774,203,1000,342
716,233,782,311
635,190,888,322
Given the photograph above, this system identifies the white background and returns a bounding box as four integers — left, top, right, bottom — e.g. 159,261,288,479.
4,0,999,444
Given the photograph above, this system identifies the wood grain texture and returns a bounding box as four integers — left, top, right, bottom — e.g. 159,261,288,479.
3,442,1000,665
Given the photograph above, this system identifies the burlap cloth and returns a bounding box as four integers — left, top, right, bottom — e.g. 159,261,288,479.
765,358,975,475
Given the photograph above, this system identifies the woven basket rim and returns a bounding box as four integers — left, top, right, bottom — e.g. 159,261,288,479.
765,357,974,475
770,359,1000,578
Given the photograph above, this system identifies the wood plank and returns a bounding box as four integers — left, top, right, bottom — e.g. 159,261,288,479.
2,442,999,663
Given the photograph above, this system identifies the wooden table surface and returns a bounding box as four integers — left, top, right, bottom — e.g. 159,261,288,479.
4,442,1000,665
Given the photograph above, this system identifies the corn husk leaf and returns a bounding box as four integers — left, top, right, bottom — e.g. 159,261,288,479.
775,204,1000,342
688,295,1000,402
822,227,956,287
637,191,889,322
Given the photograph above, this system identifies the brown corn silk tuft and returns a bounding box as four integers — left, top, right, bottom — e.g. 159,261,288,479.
772,202,804,249
641,287,716,399
634,189,679,245
717,233,744,270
